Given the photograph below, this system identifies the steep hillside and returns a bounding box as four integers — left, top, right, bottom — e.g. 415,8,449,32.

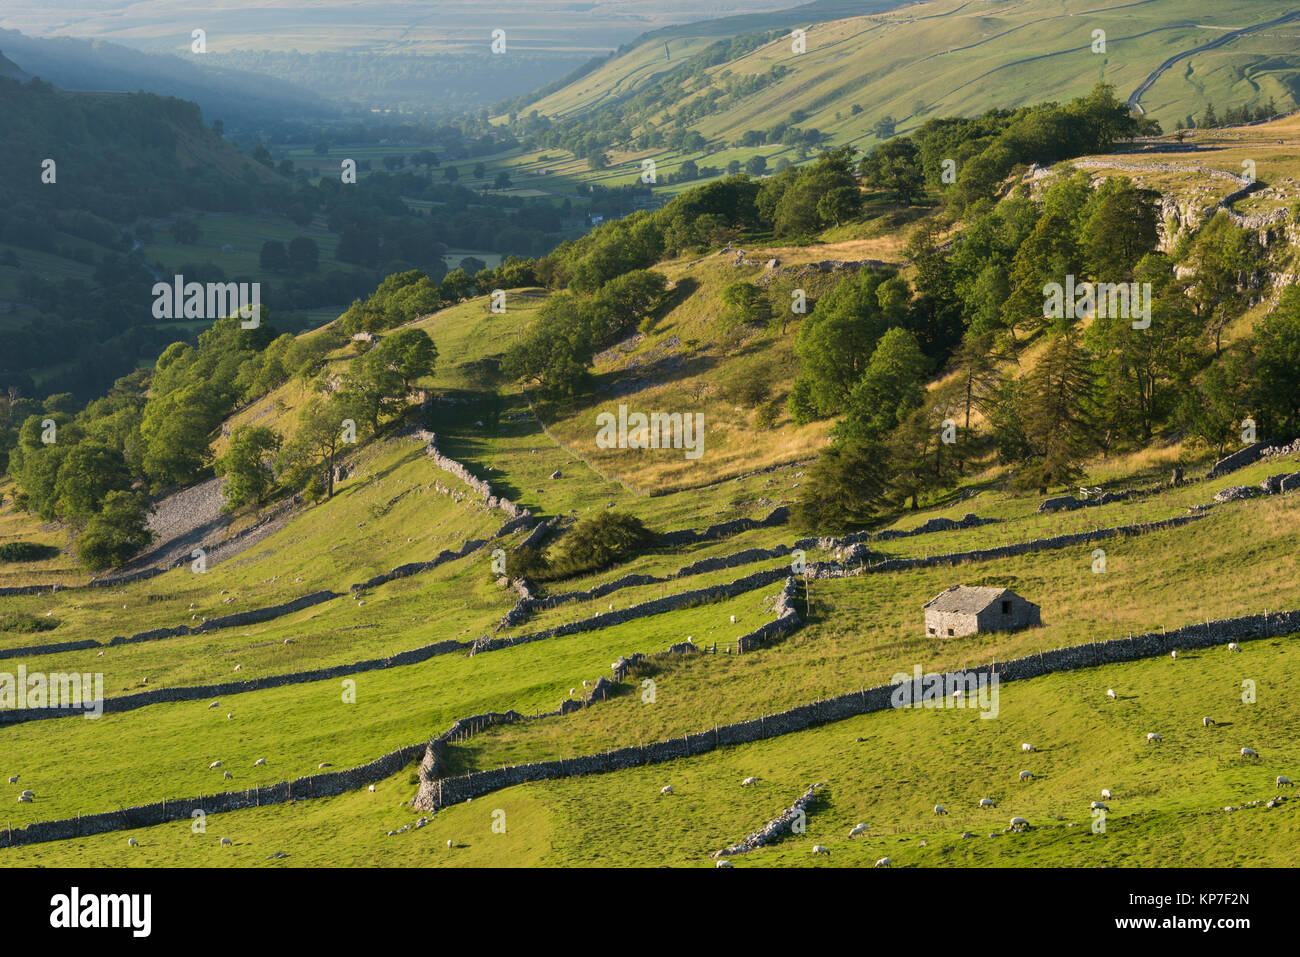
505,0,1300,191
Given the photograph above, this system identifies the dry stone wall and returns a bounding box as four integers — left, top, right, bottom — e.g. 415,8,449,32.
415,430,531,520
712,782,825,857
0,742,428,849
472,565,792,655
0,637,468,725
416,607,1300,812
809,513,1207,579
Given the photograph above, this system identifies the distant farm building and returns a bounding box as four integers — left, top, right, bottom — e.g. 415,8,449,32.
924,586,1040,638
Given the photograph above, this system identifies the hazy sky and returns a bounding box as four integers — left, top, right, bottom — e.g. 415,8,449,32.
0,1,799,53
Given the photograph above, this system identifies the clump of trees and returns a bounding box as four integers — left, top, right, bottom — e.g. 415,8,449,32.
505,512,657,583
5,293,437,568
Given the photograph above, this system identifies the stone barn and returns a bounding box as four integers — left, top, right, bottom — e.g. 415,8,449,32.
923,585,1040,638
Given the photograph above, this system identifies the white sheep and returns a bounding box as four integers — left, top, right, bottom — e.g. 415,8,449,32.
660,785,673,795
1241,747,1259,758
1019,770,1033,782
716,859,733,868
979,797,996,808
730,615,737,624
17,793,32,803
812,845,829,855
209,760,222,769
570,688,576,696
1106,688,1116,700
6,776,16,784
368,785,376,792
1101,788,1112,799
20,789,33,798
873,857,891,868
253,758,266,767
1227,642,1240,653
208,701,220,709
447,840,453,849
234,664,242,671
1007,817,1030,832
226,713,233,720
1090,801,1109,811
1276,776,1292,787
1170,650,1178,660
741,776,758,787
128,838,138,847
1146,732,1162,743
223,771,232,780
220,837,232,847
1021,743,1036,753
582,680,589,689
1203,716,1215,727
933,804,948,815
848,823,868,837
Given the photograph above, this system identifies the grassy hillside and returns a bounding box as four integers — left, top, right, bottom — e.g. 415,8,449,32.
488,0,1300,201
4,81,1300,869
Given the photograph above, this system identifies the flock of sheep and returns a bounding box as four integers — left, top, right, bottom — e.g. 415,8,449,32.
703,640,1290,866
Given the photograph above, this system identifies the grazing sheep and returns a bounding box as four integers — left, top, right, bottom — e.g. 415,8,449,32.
660,785,673,795
1203,717,1215,727
17,793,32,803
209,760,222,769
582,680,589,689
208,701,219,709
933,805,948,815
570,688,576,696
128,838,138,847
1021,743,1036,753
730,615,737,624
446,840,453,849
7,776,16,784
812,845,829,856
1107,688,1116,700
1090,801,1109,811
20,789,33,798
253,758,266,767
979,797,996,808
848,823,868,838
223,771,232,780
1101,789,1113,799
1276,776,1292,787
741,776,758,787
1146,732,1162,743
318,763,332,769
716,860,733,868
1228,642,1240,653
1170,650,1178,660
1019,770,1033,782
1007,817,1030,832
873,857,891,868
368,785,376,792
234,664,242,671
220,837,232,847
1241,747,1259,758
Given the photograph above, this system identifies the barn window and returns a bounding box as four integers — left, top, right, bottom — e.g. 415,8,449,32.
1001,600,1011,615
947,628,954,637
928,626,936,635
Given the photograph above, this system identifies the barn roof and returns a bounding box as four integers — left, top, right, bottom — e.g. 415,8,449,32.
923,585,1013,614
